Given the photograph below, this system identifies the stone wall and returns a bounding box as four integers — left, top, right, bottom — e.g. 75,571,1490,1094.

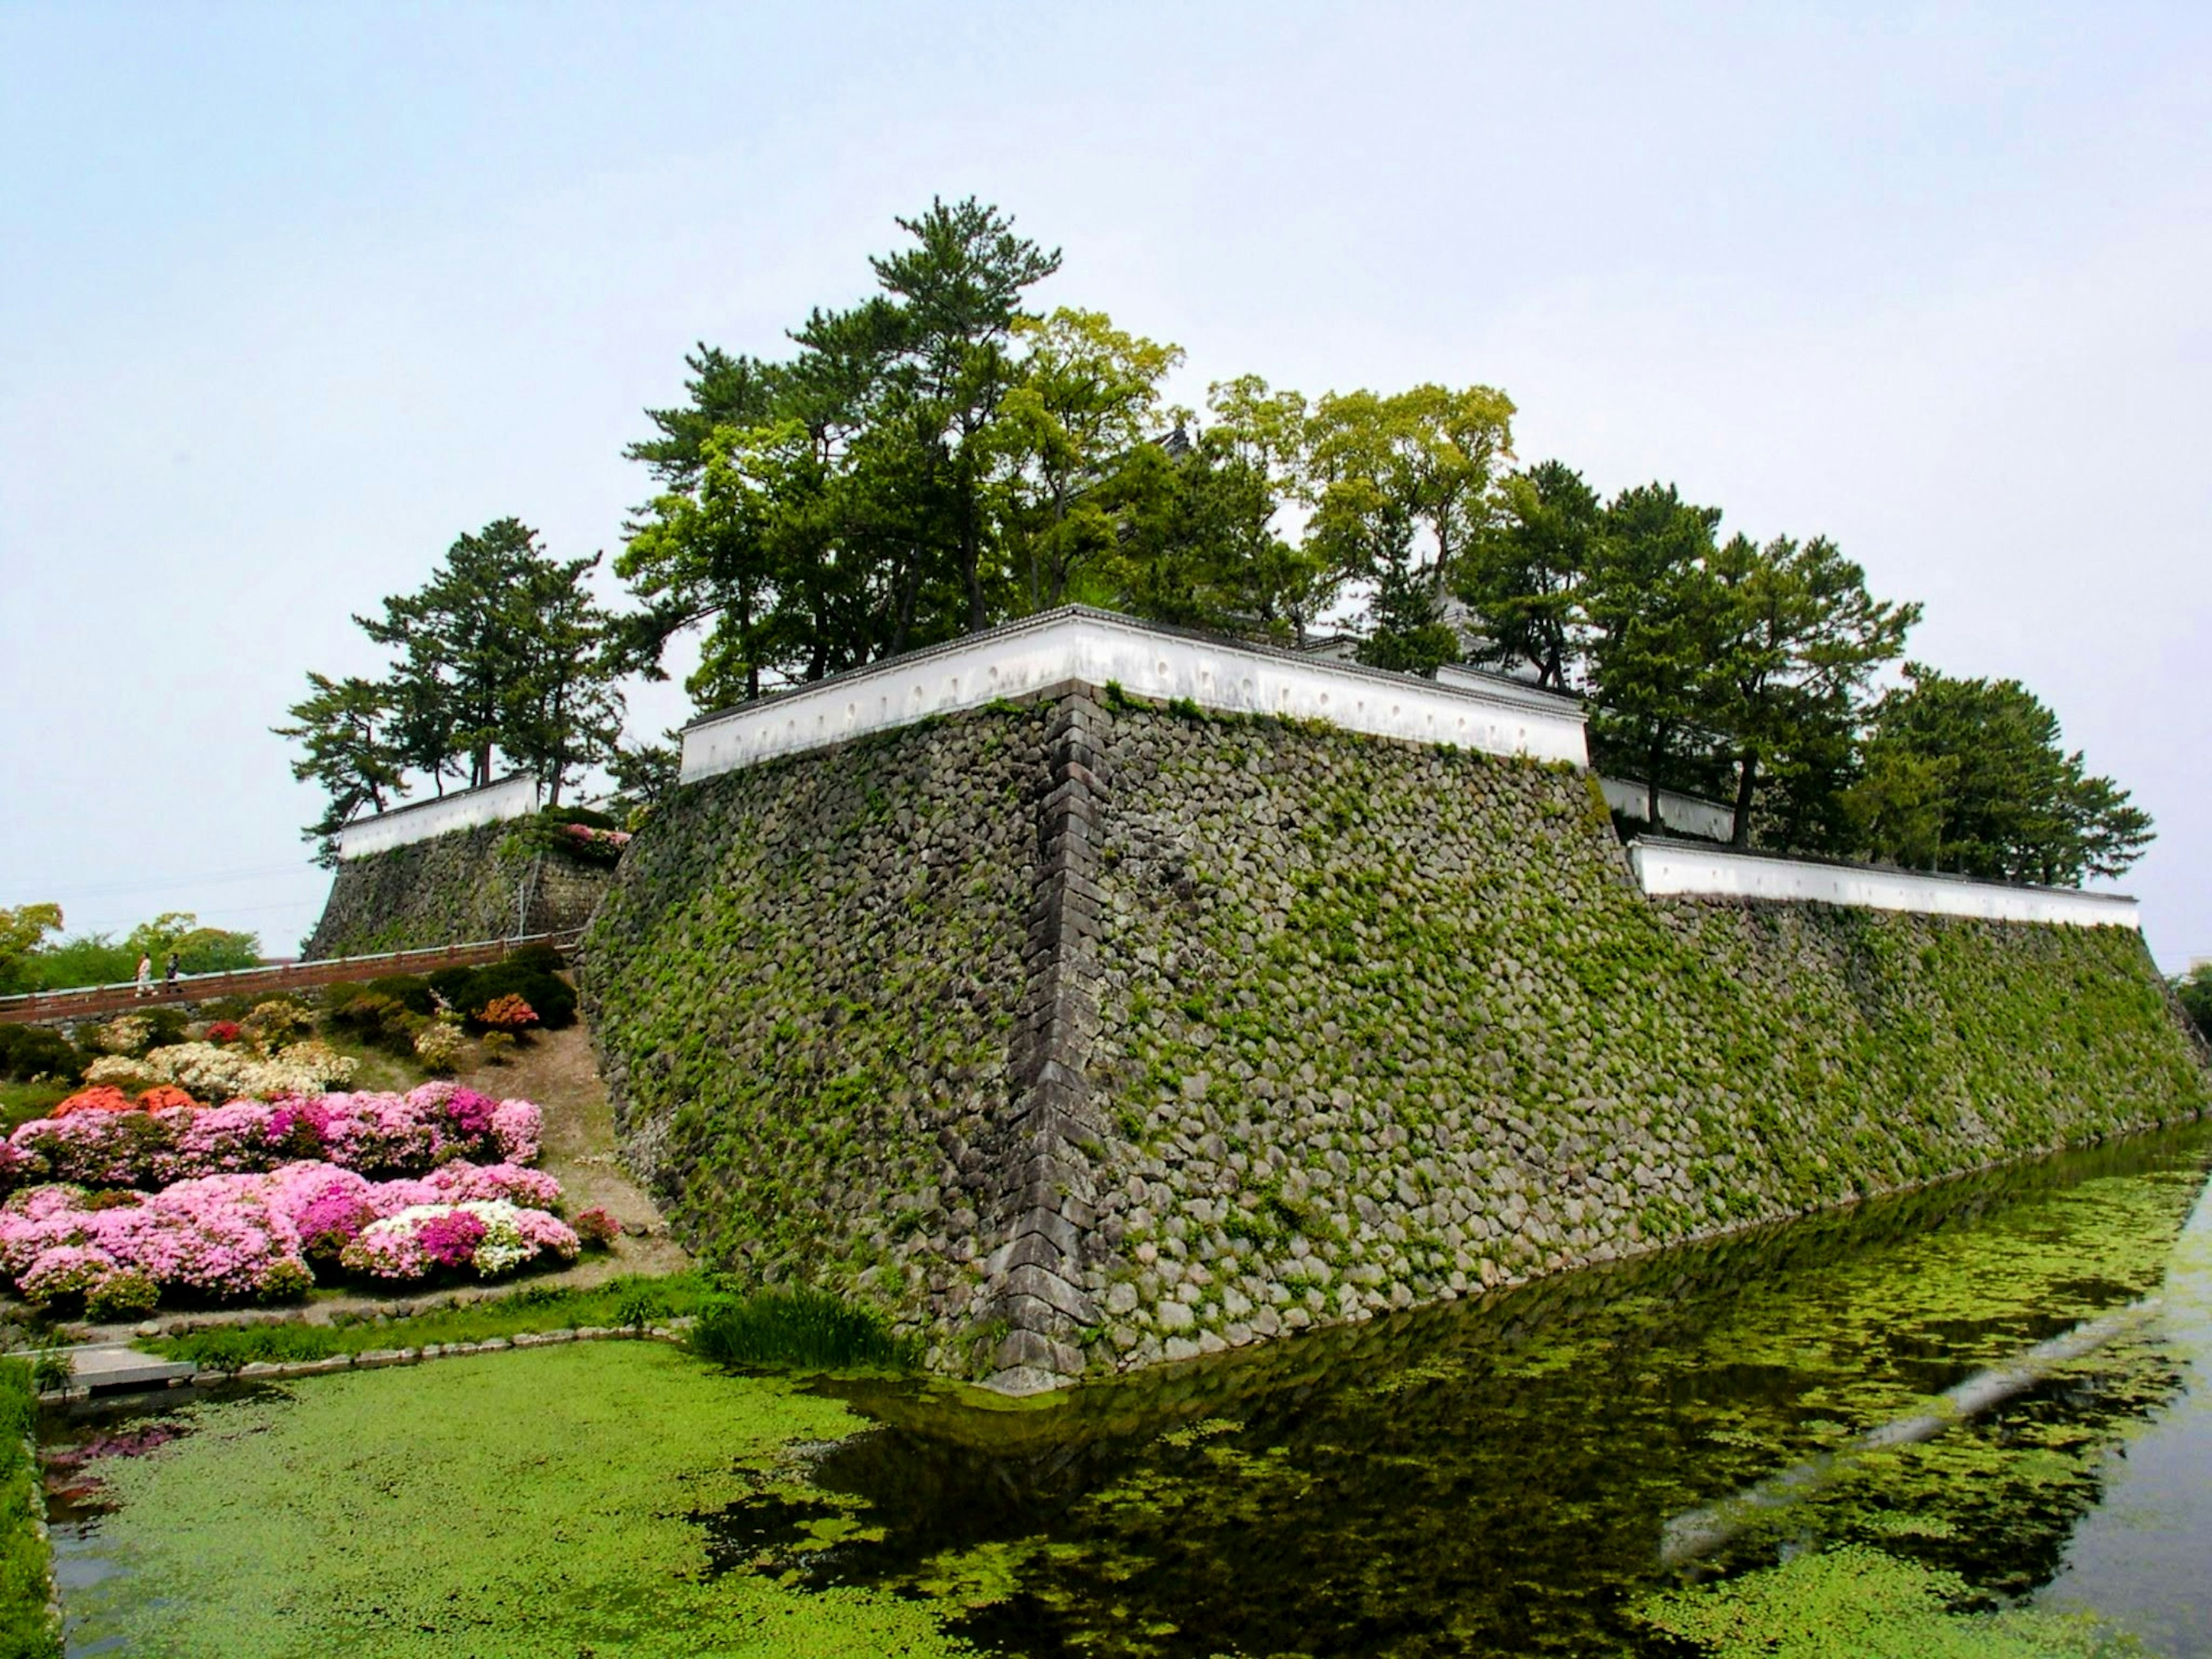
579,704,1054,1384
580,690,2212,1390
305,823,612,960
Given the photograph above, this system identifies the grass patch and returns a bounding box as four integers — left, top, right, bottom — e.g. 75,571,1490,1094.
140,1274,718,1372
0,1359,56,1659
689,1289,916,1372
0,1083,69,1134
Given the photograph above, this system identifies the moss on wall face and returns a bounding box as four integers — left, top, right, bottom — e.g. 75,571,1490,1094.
581,707,1054,1372
306,824,612,959
1078,705,2206,1370
580,692,2211,1384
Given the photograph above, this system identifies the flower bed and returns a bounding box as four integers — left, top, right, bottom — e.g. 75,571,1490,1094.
6,1083,541,1192
0,1159,577,1312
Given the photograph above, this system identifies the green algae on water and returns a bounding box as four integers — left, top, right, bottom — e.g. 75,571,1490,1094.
1635,1546,2143,1659
66,1343,975,1658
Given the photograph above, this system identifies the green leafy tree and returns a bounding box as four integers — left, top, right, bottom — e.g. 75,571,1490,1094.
271,673,406,858
1705,533,1919,846
1460,460,1602,691
0,903,63,995
1104,379,1329,640
498,551,626,805
860,195,1062,637
357,518,550,791
619,198,1062,701
1584,484,1730,823
123,913,261,974
625,346,784,488
285,519,628,845
991,308,1181,611
608,737,683,821
1850,665,2152,884
1305,383,1516,666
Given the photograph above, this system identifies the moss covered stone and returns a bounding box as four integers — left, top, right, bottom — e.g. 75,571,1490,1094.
306,821,612,959
581,691,2211,1384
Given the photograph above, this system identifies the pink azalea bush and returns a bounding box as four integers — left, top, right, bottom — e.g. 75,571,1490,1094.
0,1158,574,1308
341,1202,579,1282
6,1084,543,1192
0,1180,313,1305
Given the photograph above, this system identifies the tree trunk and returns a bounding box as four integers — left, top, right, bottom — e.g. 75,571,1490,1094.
1731,752,1759,847
1646,738,1664,831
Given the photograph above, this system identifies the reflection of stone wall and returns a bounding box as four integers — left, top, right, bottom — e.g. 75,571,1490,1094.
305,823,611,959
581,690,2212,1392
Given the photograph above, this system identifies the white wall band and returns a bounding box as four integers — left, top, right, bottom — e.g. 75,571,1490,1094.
1629,838,2139,930
334,775,541,861
680,606,1591,782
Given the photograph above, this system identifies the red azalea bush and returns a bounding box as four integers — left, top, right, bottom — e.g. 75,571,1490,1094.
475,994,539,1033
573,1207,619,1249
203,1022,242,1046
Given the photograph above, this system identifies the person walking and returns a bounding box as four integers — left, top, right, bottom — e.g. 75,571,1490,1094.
134,954,152,999
165,952,180,992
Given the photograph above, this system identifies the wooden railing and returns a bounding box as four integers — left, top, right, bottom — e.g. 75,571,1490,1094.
0,931,585,1027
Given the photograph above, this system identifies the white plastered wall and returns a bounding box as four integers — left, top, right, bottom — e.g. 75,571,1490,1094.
1629,839,2139,930
680,607,1590,782
334,775,541,860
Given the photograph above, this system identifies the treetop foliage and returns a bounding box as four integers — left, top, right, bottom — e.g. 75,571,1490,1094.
274,194,2151,891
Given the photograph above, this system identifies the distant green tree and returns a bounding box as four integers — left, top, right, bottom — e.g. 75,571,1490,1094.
357,518,550,791
990,308,1181,611
498,551,626,805
1102,390,1317,639
0,903,64,995
607,737,683,821
624,346,784,488
1305,382,1516,668
619,196,1065,699
1584,484,1729,823
1460,460,1601,691
271,672,406,858
1850,665,2152,884
123,912,261,974
1705,532,1919,846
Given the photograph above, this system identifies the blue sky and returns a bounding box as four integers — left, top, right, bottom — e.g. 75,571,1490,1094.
2,2,2207,965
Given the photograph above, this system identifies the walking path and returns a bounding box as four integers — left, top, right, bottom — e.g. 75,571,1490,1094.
0,931,585,1025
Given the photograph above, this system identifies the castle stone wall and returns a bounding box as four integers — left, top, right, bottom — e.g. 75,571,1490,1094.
581,691,2211,1390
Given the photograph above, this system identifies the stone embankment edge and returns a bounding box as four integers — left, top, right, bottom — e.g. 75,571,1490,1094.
978,691,1115,1395
34,1320,699,1405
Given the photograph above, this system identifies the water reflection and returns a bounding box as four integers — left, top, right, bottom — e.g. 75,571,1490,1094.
723,1126,2212,1657
2040,1169,2212,1655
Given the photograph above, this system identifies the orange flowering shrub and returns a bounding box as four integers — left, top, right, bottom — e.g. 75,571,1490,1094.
137,1086,198,1114
53,1087,139,1119
474,994,540,1033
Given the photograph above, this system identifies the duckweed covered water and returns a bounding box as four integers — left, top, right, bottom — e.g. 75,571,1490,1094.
50,1124,2212,1658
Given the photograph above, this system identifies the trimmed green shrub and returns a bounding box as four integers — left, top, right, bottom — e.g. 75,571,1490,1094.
365,975,435,1017
427,960,576,1031
0,1027,77,1084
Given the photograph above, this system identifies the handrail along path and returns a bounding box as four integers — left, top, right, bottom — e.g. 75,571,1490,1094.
0,931,584,1026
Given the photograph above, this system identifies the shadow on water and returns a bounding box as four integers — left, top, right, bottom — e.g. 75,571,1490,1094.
707,1126,2212,1657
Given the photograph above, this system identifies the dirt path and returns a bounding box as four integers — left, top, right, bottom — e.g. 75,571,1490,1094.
452,1024,691,1284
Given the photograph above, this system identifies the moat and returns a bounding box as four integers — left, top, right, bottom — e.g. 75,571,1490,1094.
50,1122,2212,1657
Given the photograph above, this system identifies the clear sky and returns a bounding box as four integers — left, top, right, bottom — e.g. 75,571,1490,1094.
2,2,2206,967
